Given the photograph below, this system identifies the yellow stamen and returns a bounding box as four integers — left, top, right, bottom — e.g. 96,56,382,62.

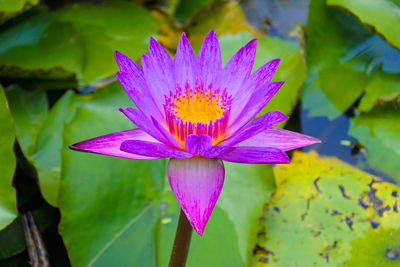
173,89,224,123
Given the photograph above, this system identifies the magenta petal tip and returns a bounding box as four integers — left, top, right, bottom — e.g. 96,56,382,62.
168,157,225,235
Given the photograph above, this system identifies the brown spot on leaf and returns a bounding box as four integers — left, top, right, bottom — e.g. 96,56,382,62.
338,185,351,199
314,177,321,193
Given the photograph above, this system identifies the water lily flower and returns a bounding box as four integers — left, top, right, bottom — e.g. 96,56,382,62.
70,30,320,235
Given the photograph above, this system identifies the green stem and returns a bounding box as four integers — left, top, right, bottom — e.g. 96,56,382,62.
169,209,193,267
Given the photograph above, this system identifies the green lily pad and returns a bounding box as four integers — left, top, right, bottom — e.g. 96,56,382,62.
5,85,48,157
31,90,91,206
0,2,158,87
0,0,39,24
254,151,400,266
358,72,400,112
327,0,400,50
349,106,400,184
0,86,17,230
302,0,400,119
4,85,89,206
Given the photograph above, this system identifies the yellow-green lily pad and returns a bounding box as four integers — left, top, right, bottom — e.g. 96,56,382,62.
254,151,400,266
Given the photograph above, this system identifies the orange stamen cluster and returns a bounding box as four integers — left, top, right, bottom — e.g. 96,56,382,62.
165,87,232,146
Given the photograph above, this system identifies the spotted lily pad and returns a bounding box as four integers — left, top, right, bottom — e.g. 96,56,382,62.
254,151,400,266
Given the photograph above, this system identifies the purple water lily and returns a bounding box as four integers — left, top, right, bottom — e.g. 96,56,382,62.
70,30,320,235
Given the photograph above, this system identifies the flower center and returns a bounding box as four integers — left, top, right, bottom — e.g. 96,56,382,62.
164,87,231,146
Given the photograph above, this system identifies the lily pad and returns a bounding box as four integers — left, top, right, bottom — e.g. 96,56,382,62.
302,0,400,119
0,0,39,24
0,2,158,87
349,106,400,184
5,85,48,157
358,72,400,112
0,86,17,230
31,90,91,206
4,85,89,206
254,151,400,266
327,0,400,50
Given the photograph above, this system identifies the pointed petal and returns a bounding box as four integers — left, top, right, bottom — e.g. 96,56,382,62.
197,30,222,89
249,58,280,85
175,32,198,90
222,111,288,146
120,140,192,158
168,157,225,235
230,59,280,120
119,107,168,145
147,37,175,97
215,39,257,97
142,54,170,110
69,128,159,160
116,71,164,121
238,128,321,151
115,50,142,75
228,81,284,134
218,146,289,164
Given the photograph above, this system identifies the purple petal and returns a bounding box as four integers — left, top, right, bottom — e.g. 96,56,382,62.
142,54,171,111
197,30,222,89
175,32,198,90
115,51,143,75
116,71,164,122
168,157,225,235
147,38,175,98
185,134,233,158
222,111,288,146
218,146,289,164
151,117,182,148
202,145,234,158
238,128,321,151
120,140,192,159
214,39,257,97
69,128,159,160
230,59,280,120
119,107,168,145
228,81,284,134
